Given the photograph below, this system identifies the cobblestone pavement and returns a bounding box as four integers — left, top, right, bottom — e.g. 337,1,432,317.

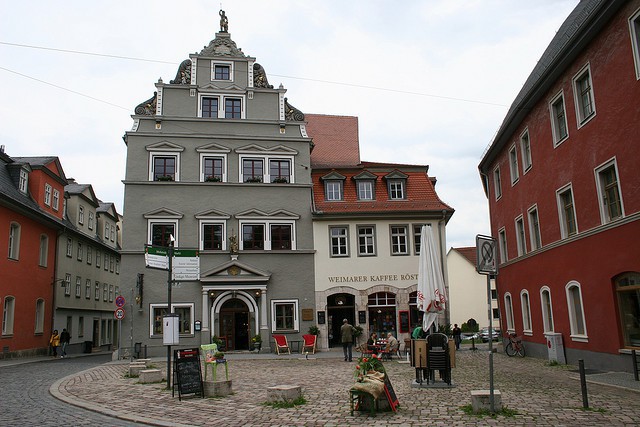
50,348,640,426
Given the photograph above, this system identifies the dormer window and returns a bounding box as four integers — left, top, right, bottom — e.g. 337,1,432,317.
19,169,28,194
321,171,346,201
353,171,377,201
384,171,408,200
211,61,233,82
44,184,52,206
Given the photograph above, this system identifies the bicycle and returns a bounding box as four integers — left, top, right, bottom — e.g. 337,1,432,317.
505,332,525,357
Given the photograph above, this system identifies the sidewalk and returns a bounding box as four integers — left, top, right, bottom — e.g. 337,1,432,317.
45,346,640,426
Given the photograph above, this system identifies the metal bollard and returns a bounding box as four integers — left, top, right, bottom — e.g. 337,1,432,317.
578,359,589,409
632,350,639,381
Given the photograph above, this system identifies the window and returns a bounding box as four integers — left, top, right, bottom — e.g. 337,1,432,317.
86,246,92,265
88,212,94,230
95,282,100,300
8,222,20,260
269,159,290,183
357,226,376,256
595,160,623,223
550,92,569,145
19,169,28,194
96,251,101,268
573,65,595,126
152,155,177,181
271,300,299,332
504,293,515,332
39,234,48,267
413,224,426,255
77,242,83,261
103,284,108,302
509,145,519,184
34,299,45,334
515,216,526,256
44,184,52,206
110,256,115,272
201,223,224,250
520,290,532,333
224,98,242,119
390,225,408,255
104,223,109,240
629,8,640,79
527,206,542,251
149,222,176,247
520,129,532,172
329,226,349,257
85,279,91,299
492,308,500,320
388,179,405,200
493,166,502,200
557,185,577,238
52,189,59,211
615,272,640,347
2,296,15,335
270,224,292,250
242,159,264,183
211,61,233,81
540,287,554,333
110,225,115,242
325,180,343,201
566,281,587,340
78,206,84,225
242,224,264,250
150,304,194,336
64,273,71,296
201,96,219,118
78,316,84,337
115,260,120,274
498,227,507,263
66,237,72,257
75,277,81,298
357,180,374,200
109,285,114,302
491,289,498,300
202,156,224,182
104,253,109,271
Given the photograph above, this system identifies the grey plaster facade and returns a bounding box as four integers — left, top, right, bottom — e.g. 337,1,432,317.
121,28,315,356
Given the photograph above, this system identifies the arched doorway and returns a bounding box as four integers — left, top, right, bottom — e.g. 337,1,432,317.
368,291,397,338
327,293,355,348
219,299,251,350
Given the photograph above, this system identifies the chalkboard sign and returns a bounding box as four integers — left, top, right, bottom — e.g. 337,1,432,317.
358,311,367,324
317,311,326,325
398,310,409,333
383,374,399,411
173,348,203,401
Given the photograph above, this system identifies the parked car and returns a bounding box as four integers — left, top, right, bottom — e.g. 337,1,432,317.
477,327,501,342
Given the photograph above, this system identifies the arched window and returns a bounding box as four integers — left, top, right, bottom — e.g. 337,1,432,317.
34,299,45,334
2,296,15,335
8,222,20,260
504,293,515,332
368,292,397,337
540,287,554,333
615,272,640,348
39,235,48,267
520,290,532,333
566,281,587,340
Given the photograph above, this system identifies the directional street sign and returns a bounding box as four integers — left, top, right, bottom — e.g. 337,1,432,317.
115,295,126,308
114,307,126,320
475,234,498,275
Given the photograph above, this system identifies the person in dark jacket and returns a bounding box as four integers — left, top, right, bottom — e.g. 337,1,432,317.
340,319,356,362
60,328,71,358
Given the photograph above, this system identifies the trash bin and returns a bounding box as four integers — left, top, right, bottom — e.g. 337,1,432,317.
83,341,93,354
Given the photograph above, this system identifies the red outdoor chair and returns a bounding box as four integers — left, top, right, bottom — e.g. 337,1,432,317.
301,334,317,354
273,334,291,354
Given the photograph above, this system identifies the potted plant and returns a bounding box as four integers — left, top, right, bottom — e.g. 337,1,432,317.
353,325,364,344
214,351,225,361
308,325,320,336
272,177,288,183
245,177,262,183
156,175,174,182
205,175,221,182
211,335,223,349
251,334,262,351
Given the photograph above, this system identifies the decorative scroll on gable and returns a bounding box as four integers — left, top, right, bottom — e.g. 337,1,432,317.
200,33,246,57
170,59,192,84
253,63,273,88
284,98,305,121
134,92,157,116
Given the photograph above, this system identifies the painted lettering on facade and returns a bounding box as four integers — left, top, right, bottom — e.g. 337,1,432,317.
327,273,418,283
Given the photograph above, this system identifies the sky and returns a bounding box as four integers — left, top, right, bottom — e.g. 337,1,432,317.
0,0,579,249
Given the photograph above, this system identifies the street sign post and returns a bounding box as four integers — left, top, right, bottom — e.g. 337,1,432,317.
475,234,498,275
115,295,126,308
114,307,125,320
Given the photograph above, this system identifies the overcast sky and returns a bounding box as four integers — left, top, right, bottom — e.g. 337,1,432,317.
0,0,579,249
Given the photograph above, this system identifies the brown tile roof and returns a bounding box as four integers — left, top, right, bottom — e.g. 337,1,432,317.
306,114,360,168
452,247,477,267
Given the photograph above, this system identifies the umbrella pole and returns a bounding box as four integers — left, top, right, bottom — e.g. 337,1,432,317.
487,274,495,413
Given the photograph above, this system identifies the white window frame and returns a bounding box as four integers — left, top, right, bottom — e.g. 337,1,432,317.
149,303,195,337
64,273,71,296
520,128,532,173
498,227,507,264
75,276,82,298
44,184,52,206
594,158,624,224
572,63,596,127
34,298,45,334
39,235,48,267
238,155,294,184
104,223,109,240
514,215,527,257
271,299,299,332
147,219,179,247
66,237,72,257
103,283,108,302
549,91,569,146
238,219,296,251
88,211,94,230
85,279,91,299
2,296,15,335
390,225,409,255
78,205,84,225
509,144,519,184
540,286,554,333
19,169,28,194
357,180,374,200
200,153,227,182
504,292,515,333
52,189,59,211
520,290,532,335
86,246,92,265
8,222,20,260
388,179,405,200
493,166,502,200
357,225,376,257
556,184,578,238
329,226,349,257
110,225,115,242
95,282,100,300
77,242,83,261
198,93,246,119
211,60,234,82
149,152,180,182
565,281,588,341
527,205,542,251
629,7,640,80
325,180,343,201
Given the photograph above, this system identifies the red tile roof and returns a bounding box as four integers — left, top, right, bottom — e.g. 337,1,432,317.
452,247,477,267
306,114,360,167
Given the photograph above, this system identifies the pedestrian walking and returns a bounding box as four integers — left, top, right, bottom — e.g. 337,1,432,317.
60,328,71,358
452,324,462,350
340,319,355,362
49,329,60,358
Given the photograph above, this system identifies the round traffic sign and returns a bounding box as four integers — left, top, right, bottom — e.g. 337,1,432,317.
114,307,125,320
115,295,126,307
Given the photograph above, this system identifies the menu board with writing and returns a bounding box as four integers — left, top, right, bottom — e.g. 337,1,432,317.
173,348,203,401
383,375,399,411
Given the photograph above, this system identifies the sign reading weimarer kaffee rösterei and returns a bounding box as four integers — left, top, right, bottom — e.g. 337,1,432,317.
327,273,418,284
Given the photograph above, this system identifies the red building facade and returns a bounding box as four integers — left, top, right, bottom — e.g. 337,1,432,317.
479,0,640,372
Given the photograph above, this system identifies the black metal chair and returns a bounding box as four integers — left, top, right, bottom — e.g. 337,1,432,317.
426,333,451,385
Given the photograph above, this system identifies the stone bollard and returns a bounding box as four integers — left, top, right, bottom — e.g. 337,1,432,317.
203,380,233,397
470,389,502,412
139,369,163,383
266,385,302,404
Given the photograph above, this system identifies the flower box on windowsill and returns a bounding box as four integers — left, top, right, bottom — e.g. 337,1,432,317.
205,176,222,182
245,177,263,183
272,177,289,183
156,175,174,182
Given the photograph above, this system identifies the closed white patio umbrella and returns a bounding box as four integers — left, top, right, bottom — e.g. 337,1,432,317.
417,225,446,333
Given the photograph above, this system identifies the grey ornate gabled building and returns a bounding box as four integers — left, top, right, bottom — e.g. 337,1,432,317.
120,14,315,355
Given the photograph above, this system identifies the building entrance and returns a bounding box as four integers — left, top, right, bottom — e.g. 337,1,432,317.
219,299,250,350
326,293,355,348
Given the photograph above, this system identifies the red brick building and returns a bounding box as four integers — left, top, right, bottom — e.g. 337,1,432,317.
478,0,640,371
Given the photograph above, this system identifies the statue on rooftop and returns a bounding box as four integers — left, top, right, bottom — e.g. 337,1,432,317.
219,10,229,33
